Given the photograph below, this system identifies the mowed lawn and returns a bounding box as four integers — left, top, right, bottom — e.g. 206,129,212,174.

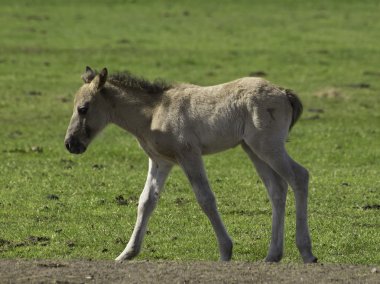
0,0,379,264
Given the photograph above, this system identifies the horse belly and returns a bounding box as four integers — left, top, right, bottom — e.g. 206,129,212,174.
197,122,243,155
201,138,241,155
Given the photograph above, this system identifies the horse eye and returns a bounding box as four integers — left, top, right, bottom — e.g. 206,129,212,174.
77,105,88,115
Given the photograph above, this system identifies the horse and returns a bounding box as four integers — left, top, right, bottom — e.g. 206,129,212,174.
64,66,317,263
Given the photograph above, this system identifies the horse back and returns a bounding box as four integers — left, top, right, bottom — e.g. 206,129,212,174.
148,77,292,156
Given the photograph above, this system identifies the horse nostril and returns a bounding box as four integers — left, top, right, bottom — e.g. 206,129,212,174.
65,141,70,151
64,138,73,152
64,137,86,154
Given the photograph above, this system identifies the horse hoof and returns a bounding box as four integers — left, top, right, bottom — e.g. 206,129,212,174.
265,256,282,263
265,252,283,263
115,250,138,262
115,257,125,263
303,256,318,264
220,238,233,261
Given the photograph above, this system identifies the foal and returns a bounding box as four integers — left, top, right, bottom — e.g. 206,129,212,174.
64,66,317,263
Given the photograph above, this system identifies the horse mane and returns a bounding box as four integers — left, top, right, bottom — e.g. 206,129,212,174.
108,71,172,95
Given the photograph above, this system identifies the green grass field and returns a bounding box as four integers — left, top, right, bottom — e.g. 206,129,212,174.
0,0,379,264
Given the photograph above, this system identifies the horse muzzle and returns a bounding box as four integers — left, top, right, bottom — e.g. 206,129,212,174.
64,137,87,154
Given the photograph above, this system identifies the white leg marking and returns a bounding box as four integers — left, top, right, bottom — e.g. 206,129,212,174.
115,158,172,262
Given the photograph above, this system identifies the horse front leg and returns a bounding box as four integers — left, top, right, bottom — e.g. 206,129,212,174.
115,158,172,262
178,154,233,261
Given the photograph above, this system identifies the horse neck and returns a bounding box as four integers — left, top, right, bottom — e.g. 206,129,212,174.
106,85,160,137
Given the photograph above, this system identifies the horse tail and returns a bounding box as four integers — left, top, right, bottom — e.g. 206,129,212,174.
284,89,303,131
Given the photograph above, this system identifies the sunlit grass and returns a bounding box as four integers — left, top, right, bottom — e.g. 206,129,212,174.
0,0,379,264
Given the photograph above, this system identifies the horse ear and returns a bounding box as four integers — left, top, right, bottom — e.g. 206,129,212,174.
81,66,96,83
90,67,108,90
98,67,108,87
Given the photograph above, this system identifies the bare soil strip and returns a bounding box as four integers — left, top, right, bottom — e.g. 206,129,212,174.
0,260,379,283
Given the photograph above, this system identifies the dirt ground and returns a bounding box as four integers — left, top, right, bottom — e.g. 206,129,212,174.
0,260,379,283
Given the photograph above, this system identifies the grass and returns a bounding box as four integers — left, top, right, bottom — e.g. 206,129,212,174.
0,0,379,264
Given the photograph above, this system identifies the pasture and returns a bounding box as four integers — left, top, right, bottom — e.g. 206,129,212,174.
0,0,379,277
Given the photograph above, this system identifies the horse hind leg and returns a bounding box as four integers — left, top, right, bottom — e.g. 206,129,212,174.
242,142,288,262
243,135,317,263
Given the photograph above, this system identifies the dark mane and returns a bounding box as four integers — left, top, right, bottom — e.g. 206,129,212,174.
108,71,172,94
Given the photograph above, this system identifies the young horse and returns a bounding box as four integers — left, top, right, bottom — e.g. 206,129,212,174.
64,66,317,263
